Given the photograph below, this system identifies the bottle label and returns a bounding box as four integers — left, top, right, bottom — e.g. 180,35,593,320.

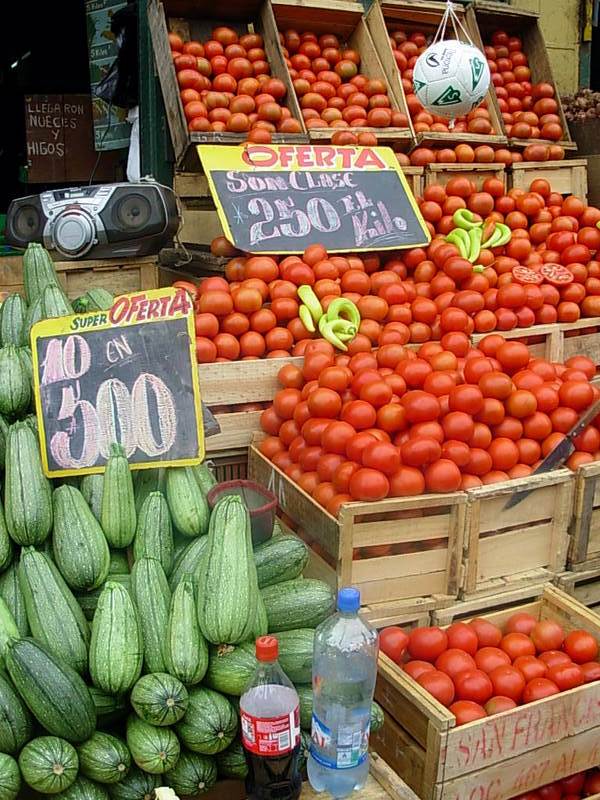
241,706,300,756
310,713,369,770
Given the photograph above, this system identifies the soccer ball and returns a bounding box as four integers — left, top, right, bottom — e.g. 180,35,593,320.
413,39,491,119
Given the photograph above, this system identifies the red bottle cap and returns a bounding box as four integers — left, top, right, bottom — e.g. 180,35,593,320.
256,635,278,662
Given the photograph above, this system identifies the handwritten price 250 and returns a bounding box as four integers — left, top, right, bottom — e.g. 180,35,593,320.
41,335,176,469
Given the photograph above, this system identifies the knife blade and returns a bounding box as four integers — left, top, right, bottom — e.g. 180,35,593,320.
503,394,600,510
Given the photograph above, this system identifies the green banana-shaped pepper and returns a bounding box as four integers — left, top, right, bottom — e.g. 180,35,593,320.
319,315,348,351
299,304,316,333
468,227,483,263
481,224,503,249
298,284,323,323
446,228,471,259
453,208,483,231
326,297,361,328
494,223,512,247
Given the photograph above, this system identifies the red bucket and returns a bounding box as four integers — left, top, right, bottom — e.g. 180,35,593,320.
207,480,277,546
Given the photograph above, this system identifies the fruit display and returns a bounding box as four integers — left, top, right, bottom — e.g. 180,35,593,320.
258,332,600,510
278,27,409,132
512,769,600,800
482,30,567,144
404,140,565,166
388,27,495,137
0,243,388,797
168,25,303,138
186,179,600,364
380,612,600,725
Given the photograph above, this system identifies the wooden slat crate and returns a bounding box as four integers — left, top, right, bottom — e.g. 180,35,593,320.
460,469,573,600
366,0,507,150
249,439,464,608
148,0,308,168
271,0,413,150
401,166,424,199
0,255,194,299
568,460,600,571
174,172,222,250
373,586,600,800
557,566,600,613
424,163,507,191
561,317,600,371
207,449,249,482
468,2,575,152
431,580,548,626
472,321,563,361
510,159,588,199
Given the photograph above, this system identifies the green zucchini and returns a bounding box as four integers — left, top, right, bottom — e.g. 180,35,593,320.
204,641,257,696
104,767,158,800
298,730,311,776
0,670,33,754
134,468,164,515
109,550,130,575
23,243,60,305
0,346,31,420
4,421,53,546
76,574,130,622
53,485,110,591
0,499,13,573
18,548,89,675
371,700,384,733
40,284,73,319
72,288,114,313
0,414,8,468
276,629,315,684
0,294,27,348
0,597,19,663
0,563,28,636
6,637,96,742
89,687,129,728
22,294,43,346
191,463,217,495
126,715,180,774
81,474,104,523
167,751,218,795
18,735,79,794
216,740,248,780
23,411,38,436
55,776,110,800
175,686,237,755
78,731,131,784
0,753,20,800
260,578,335,632
197,495,259,645
133,492,173,576
130,673,188,726
164,574,208,685
168,535,208,591
295,684,312,729
253,590,268,638
89,581,142,696
253,534,309,588
101,444,136,548
130,557,170,674
166,466,209,538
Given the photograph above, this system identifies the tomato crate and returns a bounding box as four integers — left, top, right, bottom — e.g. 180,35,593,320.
471,321,563,361
560,317,600,373
173,172,223,250
459,469,573,600
424,163,507,191
364,0,507,150
468,2,575,152
249,438,464,608
568,460,600,571
510,159,588,200
557,567,600,614
271,0,414,149
148,0,308,168
372,585,600,800
431,580,548,627
402,165,424,198
199,356,302,456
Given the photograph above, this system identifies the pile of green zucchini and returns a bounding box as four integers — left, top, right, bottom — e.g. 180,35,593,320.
0,245,383,800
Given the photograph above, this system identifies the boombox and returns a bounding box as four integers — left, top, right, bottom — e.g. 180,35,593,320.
6,182,181,259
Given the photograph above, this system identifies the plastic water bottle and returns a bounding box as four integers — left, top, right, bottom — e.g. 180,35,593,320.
307,587,379,798
240,635,302,800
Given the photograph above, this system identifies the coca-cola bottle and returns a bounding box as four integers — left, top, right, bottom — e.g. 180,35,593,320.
240,635,302,800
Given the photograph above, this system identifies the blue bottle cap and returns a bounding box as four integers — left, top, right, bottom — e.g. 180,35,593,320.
337,587,360,612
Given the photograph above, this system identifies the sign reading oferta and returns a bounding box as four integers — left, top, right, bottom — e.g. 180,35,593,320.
198,144,431,254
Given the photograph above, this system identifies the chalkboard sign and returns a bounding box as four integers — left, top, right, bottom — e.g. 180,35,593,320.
198,144,430,255
31,288,204,478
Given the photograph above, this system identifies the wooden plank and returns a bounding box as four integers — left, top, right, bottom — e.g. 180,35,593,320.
424,164,506,190
432,582,547,626
352,514,452,548
174,172,211,198
510,159,588,198
206,410,262,453
355,571,449,606
477,524,555,582
199,357,302,405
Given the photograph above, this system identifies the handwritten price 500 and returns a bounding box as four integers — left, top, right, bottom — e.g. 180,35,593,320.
41,335,177,469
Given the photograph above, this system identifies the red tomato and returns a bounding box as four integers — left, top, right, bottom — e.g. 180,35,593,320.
581,661,600,683
348,468,389,501
560,774,586,795
539,650,572,669
417,669,456,707
485,696,517,715
475,646,511,674
454,669,494,704
403,660,435,681
435,649,477,680
522,677,560,703
513,655,548,682
446,623,479,656
563,630,599,664
380,627,409,663
546,662,585,691
408,627,449,662
504,612,537,635
362,441,401,475
531,620,565,652
501,632,536,659
469,618,503,648
489,665,526,702
449,700,487,725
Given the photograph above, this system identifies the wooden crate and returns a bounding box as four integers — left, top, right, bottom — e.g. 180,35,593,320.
200,356,302,455
468,2,575,151
365,0,507,150
148,0,308,168
208,449,249,482
401,166,424,198
510,159,588,199
373,585,600,800
460,469,573,600
0,254,194,299
472,321,563,361
174,172,222,249
249,439,464,608
431,580,548,626
557,566,600,613
271,0,414,149
561,317,600,372
568,460,600,571
424,163,507,191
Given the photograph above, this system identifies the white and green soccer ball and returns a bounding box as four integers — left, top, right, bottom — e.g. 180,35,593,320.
413,39,491,119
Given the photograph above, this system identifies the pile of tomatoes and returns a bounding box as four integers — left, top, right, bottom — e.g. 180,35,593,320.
258,334,600,510
388,27,495,136
513,769,600,800
483,29,566,145
279,28,409,131
169,26,302,138
380,612,600,725
403,140,565,167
